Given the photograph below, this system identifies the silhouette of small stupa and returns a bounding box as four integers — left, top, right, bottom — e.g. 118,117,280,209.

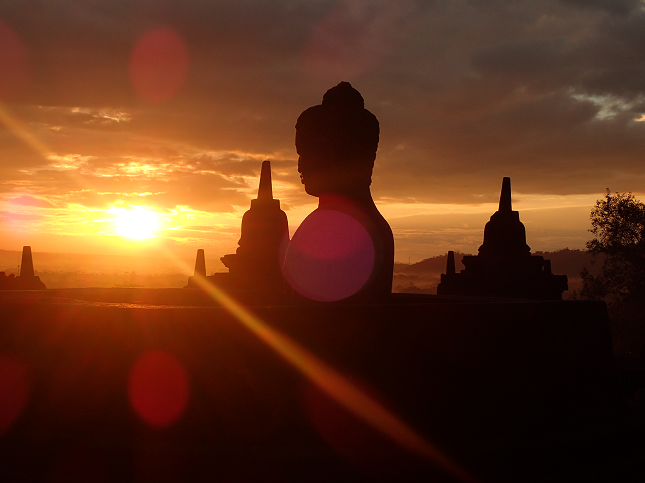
437,178,567,300
0,246,46,290
185,249,208,288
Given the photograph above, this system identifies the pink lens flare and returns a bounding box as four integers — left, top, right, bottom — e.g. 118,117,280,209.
129,27,189,103
128,350,190,428
282,209,375,301
0,20,30,98
0,354,30,435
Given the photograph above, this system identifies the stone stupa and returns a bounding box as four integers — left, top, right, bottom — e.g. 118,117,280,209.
221,160,289,291
186,160,289,294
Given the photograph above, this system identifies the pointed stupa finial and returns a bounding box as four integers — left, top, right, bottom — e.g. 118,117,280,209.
257,160,273,201
194,249,206,277
499,177,512,212
446,251,456,276
20,246,34,278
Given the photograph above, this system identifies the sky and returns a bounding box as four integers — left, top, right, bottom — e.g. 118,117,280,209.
1,0,644,267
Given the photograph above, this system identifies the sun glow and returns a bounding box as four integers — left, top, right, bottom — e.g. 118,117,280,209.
114,207,159,239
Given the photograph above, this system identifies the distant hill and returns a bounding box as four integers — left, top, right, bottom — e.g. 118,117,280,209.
1,248,602,294
393,249,602,297
393,252,470,295
395,251,470,276
0,249,225,289
532,248,601,278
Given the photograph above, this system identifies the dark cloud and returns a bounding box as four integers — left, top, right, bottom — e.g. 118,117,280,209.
1,0,644,210
559,0,641,16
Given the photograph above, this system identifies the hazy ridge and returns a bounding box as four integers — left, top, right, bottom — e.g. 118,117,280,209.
1,248,599,292
0,250,227,289
393,248,602,297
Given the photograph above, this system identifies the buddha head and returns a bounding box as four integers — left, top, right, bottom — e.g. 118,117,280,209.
295,82,379,197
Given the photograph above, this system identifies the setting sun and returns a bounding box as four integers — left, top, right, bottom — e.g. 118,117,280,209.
114,208,159,239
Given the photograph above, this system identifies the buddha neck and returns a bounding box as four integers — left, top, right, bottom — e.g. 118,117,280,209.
317,187,376,212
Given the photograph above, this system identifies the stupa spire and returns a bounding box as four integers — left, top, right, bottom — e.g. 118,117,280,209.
257,160,273,201
20,246,34,278
194,249,206,277
499,177,512,212
446,251,456,276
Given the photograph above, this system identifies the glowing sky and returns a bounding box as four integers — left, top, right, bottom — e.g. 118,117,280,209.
1,0,644,264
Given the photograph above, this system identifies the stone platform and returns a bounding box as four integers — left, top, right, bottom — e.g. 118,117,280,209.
0,290,641,482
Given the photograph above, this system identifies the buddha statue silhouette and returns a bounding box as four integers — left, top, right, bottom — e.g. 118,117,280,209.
282,82,394,302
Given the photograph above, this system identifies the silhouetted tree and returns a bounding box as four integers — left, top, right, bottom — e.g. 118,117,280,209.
580,190,645,302
580,190,645,357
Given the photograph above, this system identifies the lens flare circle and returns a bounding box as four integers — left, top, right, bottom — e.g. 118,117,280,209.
282,209,374,301
115,208,159,239
129,27,189,103
128,350,189,428
0,354,30,435
0,20,30,98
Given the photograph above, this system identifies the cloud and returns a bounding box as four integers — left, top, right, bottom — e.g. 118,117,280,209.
6,195,56,208
1,0,644,218
0,211,43,221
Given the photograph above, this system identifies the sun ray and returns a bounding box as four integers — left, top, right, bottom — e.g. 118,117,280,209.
0,100,53,159
155,246,478,483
